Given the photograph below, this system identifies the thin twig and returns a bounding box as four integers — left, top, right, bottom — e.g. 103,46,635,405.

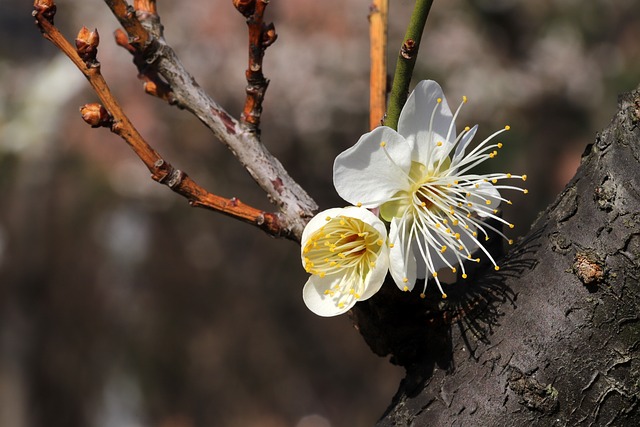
234,0,277,134
369,0,388,130
383,0,434,130
33,2,286,238
106,0,318,240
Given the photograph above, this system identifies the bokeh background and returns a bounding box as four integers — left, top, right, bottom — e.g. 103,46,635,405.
1,0,638,426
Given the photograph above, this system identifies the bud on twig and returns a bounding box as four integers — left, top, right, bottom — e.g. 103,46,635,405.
262,23,277,48
134,0,157,14
76,26,100,66
33,0,57,24
233,0,255,17
80,103,112,128
400,38,417,60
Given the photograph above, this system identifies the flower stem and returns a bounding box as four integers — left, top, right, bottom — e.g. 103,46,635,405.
383,0,434,130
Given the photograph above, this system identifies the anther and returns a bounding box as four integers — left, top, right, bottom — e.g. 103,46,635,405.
505,125,511,130
442,293,448,299
380,142,387,147
523,189,529,194
522,175,527,181
462,274,468,279
494,265,500,271
432,272,438,278
420,293,426,299
403,286,409,292
497,143,503,148
437,98,442,103
462,95,468,103
356,202,362,207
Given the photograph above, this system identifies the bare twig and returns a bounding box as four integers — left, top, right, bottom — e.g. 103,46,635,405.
33,2,286,238
369,0,388,130
106,0,318,240
384,0,434,130
233,0,277,134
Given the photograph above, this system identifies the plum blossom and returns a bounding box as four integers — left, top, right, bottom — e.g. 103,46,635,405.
301,206,389,316
333,80,527,298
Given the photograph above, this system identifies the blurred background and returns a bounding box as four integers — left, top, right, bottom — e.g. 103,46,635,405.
1,0,638,426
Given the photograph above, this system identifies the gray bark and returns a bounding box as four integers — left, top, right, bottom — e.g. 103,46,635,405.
354,88,640,426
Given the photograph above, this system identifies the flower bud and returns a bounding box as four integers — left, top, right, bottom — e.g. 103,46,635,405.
33,0,57,23
80,103,111,128
134,0,157,14
76,26,100,65
262,23,277,48
233,0,255,17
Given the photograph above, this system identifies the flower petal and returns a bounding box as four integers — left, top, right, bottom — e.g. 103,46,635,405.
360,245,389,300
302,275,356,317
398,80,455,166
388,218,418,291
334,127,411,207
452,124,478,166
469,182,502,217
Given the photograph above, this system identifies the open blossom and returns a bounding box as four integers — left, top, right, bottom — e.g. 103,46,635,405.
301,207,389,316
333,80,527,298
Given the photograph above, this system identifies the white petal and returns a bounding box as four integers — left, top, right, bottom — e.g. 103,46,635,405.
359,245,389,300
388,218,417,291
302,275,356,317
398,80,455,166
452,124,478,165
470,182,502,217
333,127,411,207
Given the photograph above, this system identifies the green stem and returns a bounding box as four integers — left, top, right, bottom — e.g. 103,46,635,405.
383,0,434,130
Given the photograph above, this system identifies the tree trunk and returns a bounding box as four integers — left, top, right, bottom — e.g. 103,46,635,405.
353,87,640,426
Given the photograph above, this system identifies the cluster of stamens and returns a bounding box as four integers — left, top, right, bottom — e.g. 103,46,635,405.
376,95,528,298
302,214,384,308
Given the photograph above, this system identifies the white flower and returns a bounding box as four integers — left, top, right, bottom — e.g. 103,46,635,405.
301,207,389,317
333,80,527,298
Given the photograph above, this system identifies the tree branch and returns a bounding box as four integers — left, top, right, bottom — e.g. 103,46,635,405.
33,2,286,237
233,0,277,134
369,0,388,130
105,0,318,240
368,86,640,426
383,0,434,130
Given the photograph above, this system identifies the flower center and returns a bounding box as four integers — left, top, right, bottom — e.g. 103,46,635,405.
303,215,382,280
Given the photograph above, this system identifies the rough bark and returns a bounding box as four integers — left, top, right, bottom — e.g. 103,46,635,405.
356,87,640,426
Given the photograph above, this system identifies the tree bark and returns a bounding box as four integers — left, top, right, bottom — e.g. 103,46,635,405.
355,87,640,426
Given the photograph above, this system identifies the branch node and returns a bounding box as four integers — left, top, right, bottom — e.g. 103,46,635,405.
33,0,56,25
400,38,417,60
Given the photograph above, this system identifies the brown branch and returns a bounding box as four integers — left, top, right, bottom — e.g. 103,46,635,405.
233,0,277,134
33,2,285,238
369,0,388,130
105,0,318,240
114,28,175,102
104,0,151,49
